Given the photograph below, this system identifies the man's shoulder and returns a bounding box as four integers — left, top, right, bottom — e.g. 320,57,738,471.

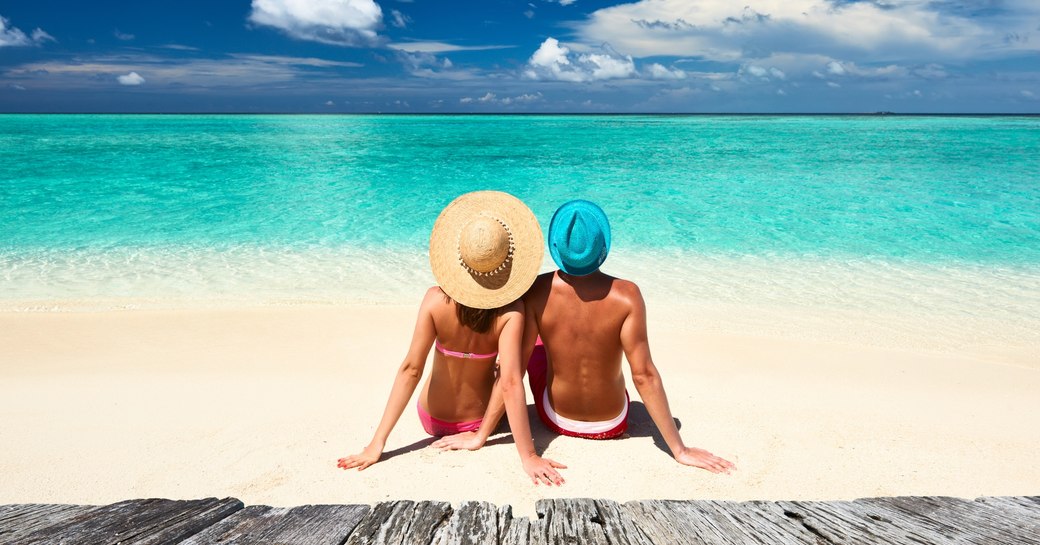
608,275,642,297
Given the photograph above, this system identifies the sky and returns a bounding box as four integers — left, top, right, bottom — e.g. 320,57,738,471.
1,0,1038,113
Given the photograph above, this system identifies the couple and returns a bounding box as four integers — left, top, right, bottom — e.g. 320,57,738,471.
338,191,734,485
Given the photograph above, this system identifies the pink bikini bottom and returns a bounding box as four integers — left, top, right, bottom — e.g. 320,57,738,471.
416,401,484,437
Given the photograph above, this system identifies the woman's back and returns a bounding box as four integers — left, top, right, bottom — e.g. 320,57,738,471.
422,287,520,422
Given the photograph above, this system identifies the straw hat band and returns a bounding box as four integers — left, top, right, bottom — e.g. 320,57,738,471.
457,215,515,277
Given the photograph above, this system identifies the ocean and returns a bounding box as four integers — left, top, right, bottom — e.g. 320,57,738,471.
2,114,1038,359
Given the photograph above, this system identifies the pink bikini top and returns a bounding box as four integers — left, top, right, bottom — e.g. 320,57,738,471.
435,340,498,360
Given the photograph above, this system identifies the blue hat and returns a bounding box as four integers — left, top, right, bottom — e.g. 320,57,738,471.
548,200,611,276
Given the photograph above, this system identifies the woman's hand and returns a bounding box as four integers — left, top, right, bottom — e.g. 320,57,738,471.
431,431,486,451
522,454,567,486
673,446,735,474
337,443,383,471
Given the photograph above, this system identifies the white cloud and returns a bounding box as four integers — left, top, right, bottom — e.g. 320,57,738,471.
114,30,135,41
548,0,577,5
390,9,410,29
524,37,635,82
824,59,907,79
913,64,948,80
397,50,479,80
117,72,145,85
461,91,543,105
388,41,512,53
570,0,1040,65
325,100,335,105
746,65,768,78
249,0,382,46
646,63,686,80
1,15,53,47
1022,90,1037,100
827,81,840,88
230,53,363,68
31,28,55,43
7,53,361,90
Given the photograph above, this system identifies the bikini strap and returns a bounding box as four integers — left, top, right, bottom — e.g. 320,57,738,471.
435,339,498,359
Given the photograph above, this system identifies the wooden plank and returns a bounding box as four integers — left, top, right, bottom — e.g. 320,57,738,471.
403,501,453,545
695,500,822,545
781,498,979,545
526,503,549,545
590,500,653,545
864,496,1040,545
177,504,370,545
1,495,1036,545
651,500,778,545
8,498,242,545
536,499,609,545
496,505,512,540
343,500,452,545
430,501,497,545
977,496,1040,518
499,514,530,545
623,500,710,544
0,504,99,545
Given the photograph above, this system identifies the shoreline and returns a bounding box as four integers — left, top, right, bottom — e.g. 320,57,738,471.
2,304,1038,517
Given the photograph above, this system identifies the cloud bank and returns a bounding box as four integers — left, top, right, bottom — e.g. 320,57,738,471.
572,0,1040,63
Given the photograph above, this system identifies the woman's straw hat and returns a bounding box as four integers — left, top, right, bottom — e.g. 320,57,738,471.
429,191,544,309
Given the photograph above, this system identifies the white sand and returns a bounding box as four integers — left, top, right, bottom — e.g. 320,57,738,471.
1,304,1038,516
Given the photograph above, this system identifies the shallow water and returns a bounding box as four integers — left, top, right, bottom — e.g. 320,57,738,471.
1,115,1038,359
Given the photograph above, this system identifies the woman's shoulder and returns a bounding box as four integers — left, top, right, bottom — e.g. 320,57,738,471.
420,286,449,309
498,299,525,318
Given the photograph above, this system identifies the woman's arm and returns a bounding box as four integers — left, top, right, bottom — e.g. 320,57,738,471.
338,288,438,471
497,306,566,485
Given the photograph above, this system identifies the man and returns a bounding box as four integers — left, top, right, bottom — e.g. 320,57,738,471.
436,200,734,474
521,200,734,472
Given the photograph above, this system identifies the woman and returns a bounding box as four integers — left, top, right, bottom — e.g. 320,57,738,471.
337,191,565,485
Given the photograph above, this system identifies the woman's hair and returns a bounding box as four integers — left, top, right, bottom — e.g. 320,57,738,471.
442,290,502,334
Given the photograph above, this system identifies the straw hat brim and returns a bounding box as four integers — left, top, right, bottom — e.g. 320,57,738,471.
429,191,544,309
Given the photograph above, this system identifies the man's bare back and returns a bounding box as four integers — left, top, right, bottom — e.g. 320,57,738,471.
523,270,637,421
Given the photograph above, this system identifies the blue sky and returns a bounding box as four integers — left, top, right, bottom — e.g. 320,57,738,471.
1,0,1038,113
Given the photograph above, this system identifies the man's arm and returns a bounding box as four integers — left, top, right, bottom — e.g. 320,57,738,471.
620,284,735,474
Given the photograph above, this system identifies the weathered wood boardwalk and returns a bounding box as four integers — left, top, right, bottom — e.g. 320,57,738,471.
1,496,1037,544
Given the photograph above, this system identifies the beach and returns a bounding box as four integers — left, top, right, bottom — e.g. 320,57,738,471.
2,301,1037,517
2,114,1038,516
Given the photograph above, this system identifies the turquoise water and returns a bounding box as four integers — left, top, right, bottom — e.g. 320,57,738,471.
2,114,1038,262
1,115,1039,358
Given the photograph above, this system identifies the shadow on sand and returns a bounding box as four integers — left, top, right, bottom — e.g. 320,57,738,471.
381,401,682,463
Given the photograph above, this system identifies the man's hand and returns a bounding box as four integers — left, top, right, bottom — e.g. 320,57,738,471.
522,454,567,486
337,443,383,471
674,446,735,474
431,431,486,451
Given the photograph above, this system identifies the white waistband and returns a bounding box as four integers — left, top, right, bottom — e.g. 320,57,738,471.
541,388,628,434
